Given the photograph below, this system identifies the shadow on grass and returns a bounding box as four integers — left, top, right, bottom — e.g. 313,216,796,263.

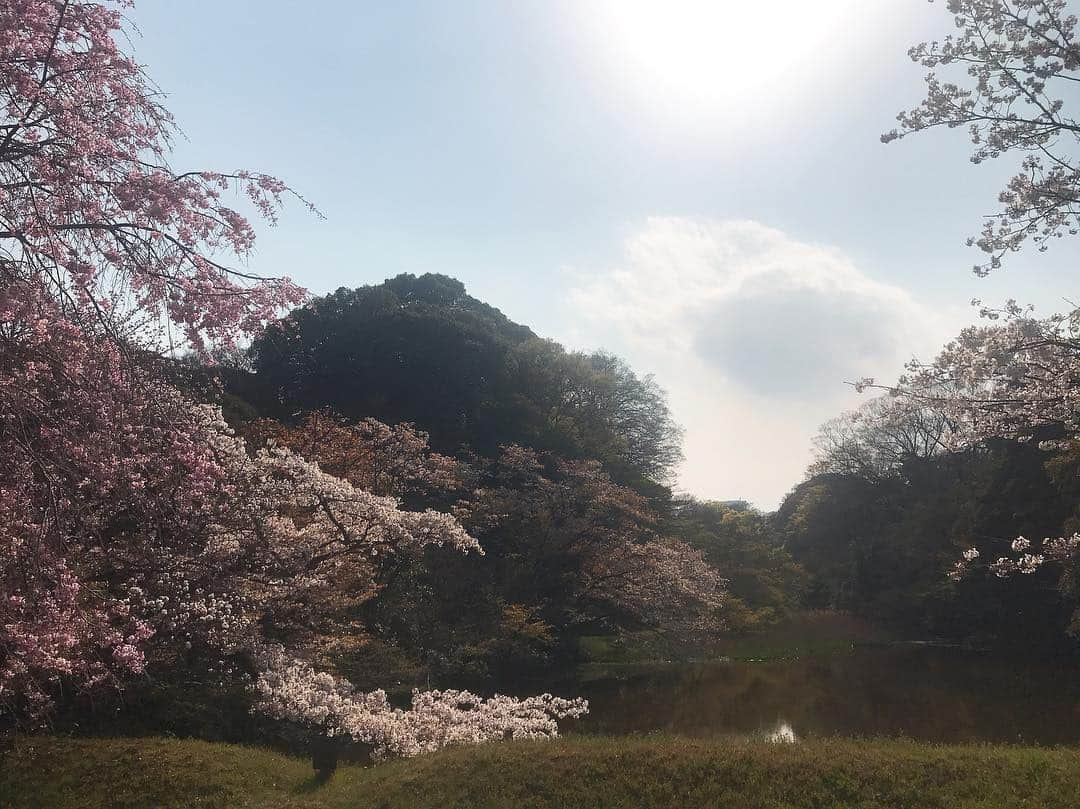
292,769,336,794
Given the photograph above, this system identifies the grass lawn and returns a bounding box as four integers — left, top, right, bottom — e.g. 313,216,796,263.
3,734,1080,808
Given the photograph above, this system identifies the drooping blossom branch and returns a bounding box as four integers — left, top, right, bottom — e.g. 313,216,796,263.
950,534,1080,580
253,646,587,761
0,0,314,352
885,0,1080,276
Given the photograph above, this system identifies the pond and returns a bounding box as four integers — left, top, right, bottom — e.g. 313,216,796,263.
555,646,1080,746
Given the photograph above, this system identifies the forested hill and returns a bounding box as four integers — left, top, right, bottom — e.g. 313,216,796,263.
216,273,1080,659
230,272,683,497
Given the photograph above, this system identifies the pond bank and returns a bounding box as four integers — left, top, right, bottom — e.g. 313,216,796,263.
4,734,1080,808
566,644,1080,746
578,611,893,666
558,612,1080,747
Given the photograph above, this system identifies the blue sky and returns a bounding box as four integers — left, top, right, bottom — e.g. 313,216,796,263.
129,1,1080,507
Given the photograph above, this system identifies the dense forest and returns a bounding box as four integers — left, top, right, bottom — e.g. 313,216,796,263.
204,272,1080,682
205,273,793,686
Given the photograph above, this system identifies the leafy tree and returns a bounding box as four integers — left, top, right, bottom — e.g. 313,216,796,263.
779,411,1080,651
249,274,530,450
586,352,685,484
362,445,728,678
665,498,807,631
810,396,953,482
247,274,682,493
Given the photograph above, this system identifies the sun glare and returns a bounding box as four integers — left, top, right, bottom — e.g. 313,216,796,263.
589,0,853,117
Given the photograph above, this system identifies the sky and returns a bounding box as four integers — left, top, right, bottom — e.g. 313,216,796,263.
128,0,1080,509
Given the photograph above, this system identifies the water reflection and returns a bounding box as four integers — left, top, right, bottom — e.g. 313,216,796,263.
559,647,1080,746
763,720,798,744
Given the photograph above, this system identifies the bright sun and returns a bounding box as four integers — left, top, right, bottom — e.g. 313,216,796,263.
588,0,853,115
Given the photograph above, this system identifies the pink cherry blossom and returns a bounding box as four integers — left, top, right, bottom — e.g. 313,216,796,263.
0,4,588,753
0,0,314,355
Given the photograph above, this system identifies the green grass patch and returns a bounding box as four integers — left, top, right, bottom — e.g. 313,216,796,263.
3,734,1079,808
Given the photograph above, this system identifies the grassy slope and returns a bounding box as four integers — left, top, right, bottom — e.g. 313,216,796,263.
3,735,1080,809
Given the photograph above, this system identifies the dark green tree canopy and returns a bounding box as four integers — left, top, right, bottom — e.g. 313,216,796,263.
665,497,807,631
776,439,1080,654
247,273,682,492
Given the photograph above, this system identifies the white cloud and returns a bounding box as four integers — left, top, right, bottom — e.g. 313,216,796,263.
567,218,959,508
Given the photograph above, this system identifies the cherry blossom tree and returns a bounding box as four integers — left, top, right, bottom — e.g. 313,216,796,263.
849,299,1080,576
0,0,319,722
0,278,483,718
885,0,1080,276
460,446,728,640
246,410,464,499
583,537,727,638
0,0,310,351
879,1,1080,588
1,1,588,754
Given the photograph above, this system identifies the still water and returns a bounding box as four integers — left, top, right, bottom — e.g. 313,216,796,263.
557,647,1080,746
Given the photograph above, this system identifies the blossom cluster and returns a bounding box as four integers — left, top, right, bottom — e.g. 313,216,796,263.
864,303,1080,449
948,531,1080,581
885,0,1080,276
0,277,483,719
951,533,1080,581
253,646,588,761
0,0,312,352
